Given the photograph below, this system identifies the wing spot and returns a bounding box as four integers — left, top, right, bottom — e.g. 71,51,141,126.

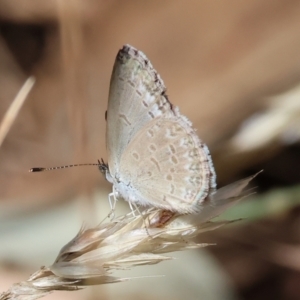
171,155,178,164
142,100,148,107
153,124,160,131
136,90,142,97
148,111,155,118
189,163,200,171
169,144,176,154
150,157,161,171
182,137,194,147
119,114,131,125
185,189,197,200
149,144,157,152
189,176,201,185
170,184,175,194
166,128,177,138
128,80,135,88
132,152,140,160
174,124,183,132
147,129,154,137
166,174,172,181
189,149,198,158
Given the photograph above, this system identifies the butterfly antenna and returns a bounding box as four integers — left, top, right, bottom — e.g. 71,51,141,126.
29,159,107,173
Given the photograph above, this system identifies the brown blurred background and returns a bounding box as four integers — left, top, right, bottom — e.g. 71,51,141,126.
0,1,300,299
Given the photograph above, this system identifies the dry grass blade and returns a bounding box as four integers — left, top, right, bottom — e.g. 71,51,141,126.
0,77,35,147
0,174,258,300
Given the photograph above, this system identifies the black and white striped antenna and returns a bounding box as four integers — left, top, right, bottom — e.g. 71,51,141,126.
29,159,108,174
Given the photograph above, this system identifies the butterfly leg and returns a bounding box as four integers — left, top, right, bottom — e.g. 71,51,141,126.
108,186,118,220
129,203,151,236
128,201,137,217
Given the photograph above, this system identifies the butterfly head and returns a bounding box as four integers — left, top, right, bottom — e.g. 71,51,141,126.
98,159,108,174
98,159,115,184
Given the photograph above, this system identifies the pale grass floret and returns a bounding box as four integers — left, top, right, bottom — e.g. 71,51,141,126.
0,77,35,148
0,173,259,300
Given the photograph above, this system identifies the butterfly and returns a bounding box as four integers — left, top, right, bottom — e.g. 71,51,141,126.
30,44,259,216
100,45,217,214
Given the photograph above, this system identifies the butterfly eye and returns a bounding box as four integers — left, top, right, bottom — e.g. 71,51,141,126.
98,159,108,174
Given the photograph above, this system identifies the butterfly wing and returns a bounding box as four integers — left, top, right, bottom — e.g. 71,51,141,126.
106,45,173,176
107,44,216,213
119,117,216,213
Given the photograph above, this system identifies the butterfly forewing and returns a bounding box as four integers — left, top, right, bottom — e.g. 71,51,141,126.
106,45,173,176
